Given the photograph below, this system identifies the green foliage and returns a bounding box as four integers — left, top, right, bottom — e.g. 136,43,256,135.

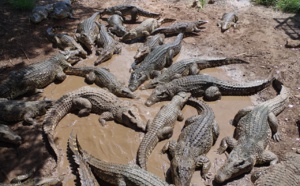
9,0,36,10
253,0,277,6
276,0,300,13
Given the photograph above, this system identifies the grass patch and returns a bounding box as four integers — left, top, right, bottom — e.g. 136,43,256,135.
254,0,277,6
9,0,36,10
254,0,300,13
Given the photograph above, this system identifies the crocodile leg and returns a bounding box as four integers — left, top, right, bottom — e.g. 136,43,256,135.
165,49,175,67
189,62,200,75
204,86,221,101
217,136,238,154
23,111,37,125
212,121,220,145
231,106,254,127
98,111,113,126
184,115,199,126
161,140,177,158
257,150,278,165
196,155,211,180
268,112,281,142
72,97,92,117
85,71,96,84
177,111,184,121
130,8,139,22
157,126,174,140
55,69,67,82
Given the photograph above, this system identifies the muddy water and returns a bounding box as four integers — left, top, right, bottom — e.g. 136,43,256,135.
42,42,252,186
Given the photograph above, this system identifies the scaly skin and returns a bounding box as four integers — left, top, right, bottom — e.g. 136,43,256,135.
151,20,208,35
251,151,300,186
0,124,22,145
0,54,71,99
65,66,136,98
0,99,53,125
162,98,219,186
215,80,289,183
74,133,171,186
43,86,145,166
2,177,61,186
107,14,127,37
145,72,275,106
46,27,87,58
99,5,160,22
95,24,121,65
50,0,74,19
133,34,165,65
76,12,100,52
217,12,238,32
30,4,53,23
143,57,249,89
68,132,99,186
137,92,191,170
128,33,183,91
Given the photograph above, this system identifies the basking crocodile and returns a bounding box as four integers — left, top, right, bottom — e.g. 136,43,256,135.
133,34,165,65
217,12,238,32
43,86,145,165
68,131,100,186
65,66,136,98
0,99,53,125
142,57,249,89
162,98,219,186
121,18,175,41
49,0,74,19
2,176,61,186
99,5,160,22
145,73,275,106
215,80,289,183
30,4,53,23
76,12,100,52
0,124,22,145
95,23,122,65
137,92,191,170
0,54,71,99
46,27,87,58
73,133,170,186
128,33,184,91
151,20,208,35
251,151,300,186
107,14,127,37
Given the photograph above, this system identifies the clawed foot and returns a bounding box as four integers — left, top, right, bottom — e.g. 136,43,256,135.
273,133,281,142
217,147,226,155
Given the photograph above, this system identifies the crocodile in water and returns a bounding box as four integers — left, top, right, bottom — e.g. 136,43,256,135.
217,12,238,32
30,4,53,23
162,97,219,185
215,80,289,183
137,92,191,170
128,33,183,91
142,57,249,89
65,66,136,98
0,124,22,145
107,14,127,37
145,72,275,106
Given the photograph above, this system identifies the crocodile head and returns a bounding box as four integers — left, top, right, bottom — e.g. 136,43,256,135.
76,33,94,52
142,78,160,90
196,20,209,27
51,2,72,19
134,46,149,60
37,100,54,115
121,32,137,41
145,84,171,107
0,124,22,145
215,151,255,183
117,87,137,99
221,22,232,32
95,50,112,65
30,12,47,24
171,156,195,186
128,71,148,91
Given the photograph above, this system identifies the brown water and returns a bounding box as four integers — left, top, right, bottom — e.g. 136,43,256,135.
42,42,252,186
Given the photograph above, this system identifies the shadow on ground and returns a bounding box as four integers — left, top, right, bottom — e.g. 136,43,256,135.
274,12,300,40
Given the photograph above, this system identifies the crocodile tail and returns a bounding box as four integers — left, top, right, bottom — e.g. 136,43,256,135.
137,132,159,170
268,79,290,115
151,27,169,35
64,66,92,77
136,7,160,18
186,97,211,115
198,58,249,69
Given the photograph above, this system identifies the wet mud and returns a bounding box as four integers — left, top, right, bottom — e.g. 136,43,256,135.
42,44,252,185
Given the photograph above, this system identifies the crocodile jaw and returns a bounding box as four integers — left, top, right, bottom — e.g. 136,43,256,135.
171,156,195,186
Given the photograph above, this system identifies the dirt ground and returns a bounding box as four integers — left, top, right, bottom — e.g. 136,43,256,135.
0,0,299,185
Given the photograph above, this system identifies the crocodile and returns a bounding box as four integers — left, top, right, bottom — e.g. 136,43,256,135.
73,133,171,186
162,97,219,186
251,151,300,186
214,80,289,183
95,23,122,65
121,18,175,41
99,5,161,23
107,14,127,37
137,92,191,170
217,12,238,32
30,4,53,24
2,176,62,186
65,66,136,98
151,20,208,35
43,86,145,165
128,33,184,91
68,131,100,186
0,124,22,145
142,57,249,89
145,72,275,106
133,34,165,66
0,99,53,125
46,27,87,58
0,54,71,99
49,0,74,19
76,12,100,52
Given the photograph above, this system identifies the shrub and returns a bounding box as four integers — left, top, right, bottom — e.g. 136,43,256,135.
253,0,277,6
9,0,36,10
276,0,300,13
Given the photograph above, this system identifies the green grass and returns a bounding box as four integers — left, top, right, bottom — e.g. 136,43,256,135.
9,0,36,10
254,0,300,13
